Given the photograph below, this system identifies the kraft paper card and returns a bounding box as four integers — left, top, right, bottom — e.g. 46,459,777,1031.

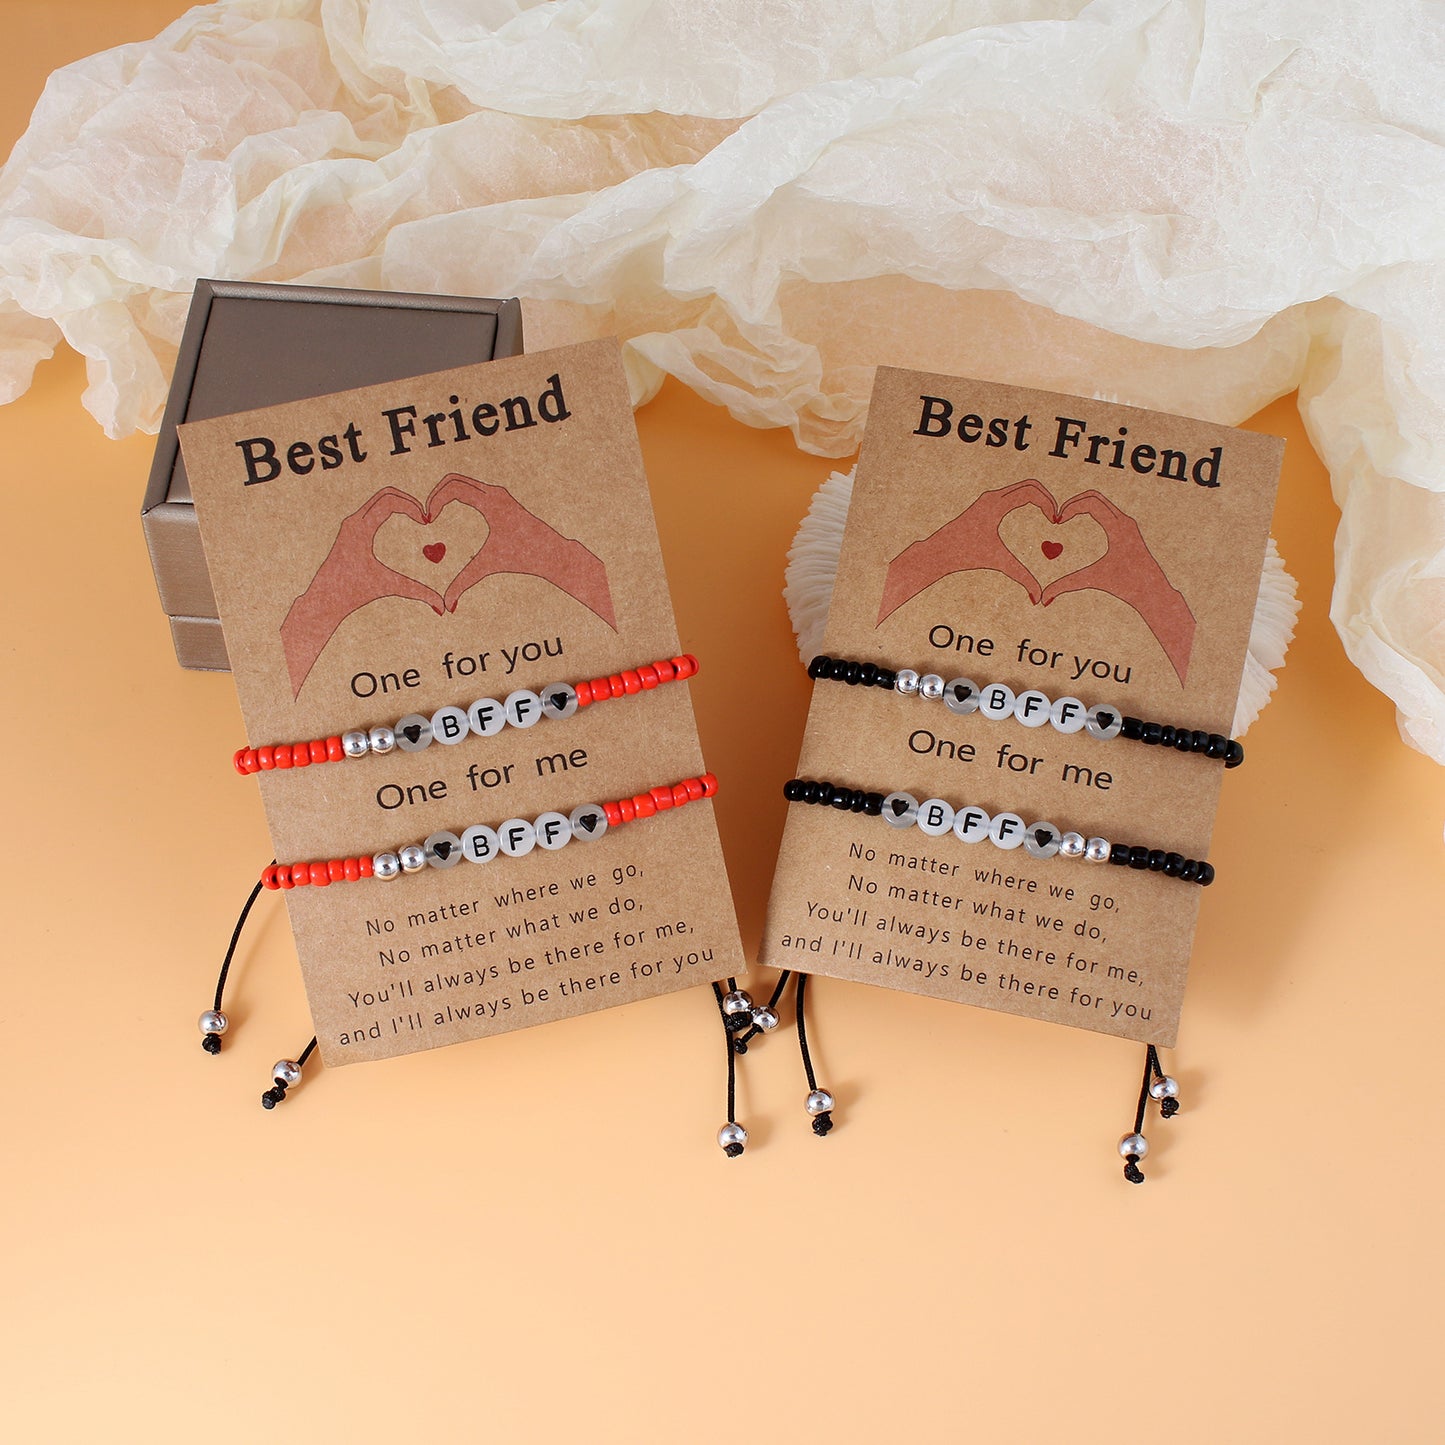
762,369,1284,1045
180,338,744,1066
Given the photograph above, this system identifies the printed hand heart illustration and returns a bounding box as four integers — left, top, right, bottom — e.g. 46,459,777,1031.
373,502,490,590
997,501,1107,591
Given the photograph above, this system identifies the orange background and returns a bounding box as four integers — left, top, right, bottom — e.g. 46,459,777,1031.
4,9,1442,1442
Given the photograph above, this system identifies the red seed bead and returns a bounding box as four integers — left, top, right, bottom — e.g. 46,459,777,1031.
650,786,674,811
637,664,659,689
274,744,295,770
671,784,690,807
326,735,345,762
618,797,636,822
257,746,275,771
670,655,693,680
343,857,361,882
590,678,611,703
233,748,251,776
608,674,626,698
683,776,705,800
309,862,329,887
700,772,718,797
289,863,309,886
328,859,346,882
291,743,311,768
622,670,642,695
276,867,295,890
633,793,656,818
262,864,280,890
683,654,699,677
603,801,623,828
310,739,329,764
575,680,593,706
652,659,675,683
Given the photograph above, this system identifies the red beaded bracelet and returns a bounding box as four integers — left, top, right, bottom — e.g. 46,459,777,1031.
262,771,718,889
234,653,700,776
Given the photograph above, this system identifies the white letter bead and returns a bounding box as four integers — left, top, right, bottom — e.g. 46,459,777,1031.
504,690,543,728
943,678,981,715
918,673,946,701
1050,697,1087,733
1085,704,1124,741
533,811,573,850
423,830,463,868
394,714,433,752
460,824,500,864
989,812,1026,848
497,819,537,857
469,698,506,736
952,806,992,843
916,798,955,836
540,683,579,720
1013,690,1052,727
1023,821,1062,859
569,803,608,841
430,706,471,745
978,683,1016,720
881,791,920,828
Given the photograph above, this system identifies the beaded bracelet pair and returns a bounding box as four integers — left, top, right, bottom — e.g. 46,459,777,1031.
234,654,699,775
807,654,1244,768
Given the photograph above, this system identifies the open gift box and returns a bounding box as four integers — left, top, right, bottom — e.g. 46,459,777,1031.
140,279,524,670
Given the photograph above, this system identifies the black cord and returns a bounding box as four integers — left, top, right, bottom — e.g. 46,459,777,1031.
796,973,834,1136
732,969,792,1053
1122,1047,1152,1183
200,868,270,1054
713,982,745,1156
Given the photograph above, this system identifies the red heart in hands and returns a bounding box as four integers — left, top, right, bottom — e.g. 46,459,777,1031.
1041,540,1063,560
422,542,447,564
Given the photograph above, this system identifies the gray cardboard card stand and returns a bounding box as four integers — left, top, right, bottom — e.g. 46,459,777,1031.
141,279,523,671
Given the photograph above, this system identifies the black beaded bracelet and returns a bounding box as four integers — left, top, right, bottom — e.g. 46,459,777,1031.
783,777,1215,885
806,655,1244,768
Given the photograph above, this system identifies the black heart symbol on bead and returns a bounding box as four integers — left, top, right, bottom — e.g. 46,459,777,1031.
433,841,453,860
1095,712,1114,729
1033,829,1052,847
579,813,598,833
891,798,909,816
549,693,568,709
402,724,423,743
952,684,972,701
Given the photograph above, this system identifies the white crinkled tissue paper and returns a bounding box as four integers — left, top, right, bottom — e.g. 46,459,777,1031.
0,0,1441,761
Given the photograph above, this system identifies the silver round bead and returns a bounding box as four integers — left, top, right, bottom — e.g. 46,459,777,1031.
1118,1131,1149,1159
1149,1075,1180,1101
718,1122,748,1149
1084,836,1111,863
272,1059,302,1088
722,990,753,1016
918,672,946,701
372,851,400,880
199,1009,228,1036
341,730,370,759
1058,831,1086,859
894,668,921,695
752,1005,780,1031
805,1088,835,1116
368,725,396,755
398,844,426,873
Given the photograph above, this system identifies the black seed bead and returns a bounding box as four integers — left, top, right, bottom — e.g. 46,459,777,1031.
1205,734,1228,758
1172,727,1193,752
1159,726,1177,748
875,669,897,689
1190,729,1209,752
1141,721,1163,745
828,659,850,681
1120,716,1145,740
863,793,884,816
849,791,868,812
802,781,823,804
1147,849,1167,871
1110,844,1130,866
844,662,863,685
1128,845,1150,869
1180,859,1202,882
1224,739,1245,768
783,779,805,801
860,662,879,686
829,787,853,810
1163,851,1185,877
1197,861,1216,887
808,655,831,680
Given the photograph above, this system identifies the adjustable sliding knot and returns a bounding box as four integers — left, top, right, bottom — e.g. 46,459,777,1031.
1123,1156,1146,1185
201,1032,223,1056
260,1055,306,1111
810,1111,835,1138
1159,1096,1180,1119
260,1083,289,1109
